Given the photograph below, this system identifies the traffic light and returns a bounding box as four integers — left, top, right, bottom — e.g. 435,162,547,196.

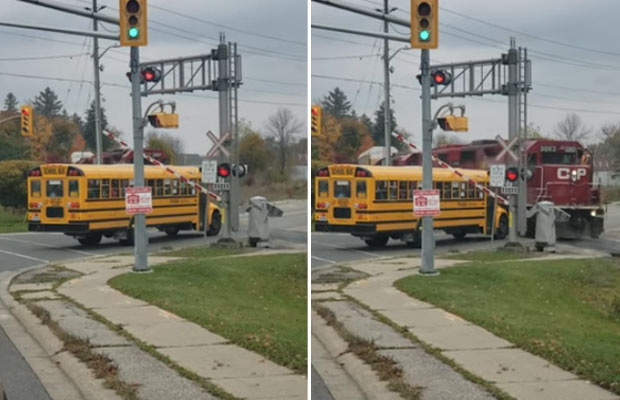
119,0,147,47
126,67,162,83
437,115,468,132
148,113,179,129
20,105,34,137
416,70,451,87
506,166,519,183
410,0,438,49
311,105,322,136
232,164,248,178
217,163,231,178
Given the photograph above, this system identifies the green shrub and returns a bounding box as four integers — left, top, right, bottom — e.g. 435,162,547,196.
0,160,39,209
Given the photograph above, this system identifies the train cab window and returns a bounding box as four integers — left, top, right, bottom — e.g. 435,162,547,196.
87,180,100,199
399,181,408,199
528,154,538,168
388,180,398,200
461,151,475,165
355,181,366,199
46,180,63,198
318,180,329,198
68,180,79,198
541,152,576,165
334,180,351,198
30,180,41,198
164,179,172,196
155,180,164,196
375,181,388,200
101,179,110,199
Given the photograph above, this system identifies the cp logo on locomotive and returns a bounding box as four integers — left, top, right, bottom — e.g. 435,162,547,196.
557,168,586,180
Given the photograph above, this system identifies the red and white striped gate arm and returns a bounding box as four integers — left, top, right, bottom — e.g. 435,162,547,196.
391,132,510,206
103,129,221,202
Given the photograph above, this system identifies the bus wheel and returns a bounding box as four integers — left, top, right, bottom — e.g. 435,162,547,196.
364,236,389,248
452,231,466,240
164,227,179,237
207,211,222,236
119,230,134,246
78,233,102,246
494,215,509,240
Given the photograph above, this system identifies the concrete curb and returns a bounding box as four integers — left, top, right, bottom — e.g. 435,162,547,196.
0,264,120,400
311,310,401,400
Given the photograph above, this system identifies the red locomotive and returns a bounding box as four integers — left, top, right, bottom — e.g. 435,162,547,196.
394,139,604,239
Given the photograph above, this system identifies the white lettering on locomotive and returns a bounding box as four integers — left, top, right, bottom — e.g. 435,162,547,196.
557,168,586,180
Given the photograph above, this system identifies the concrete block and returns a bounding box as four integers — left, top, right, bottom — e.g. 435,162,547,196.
122,320,228,348
311,291,344,301
381,307,468,329
498,380,620,400
311,283,340,292
345,285,434,311
211,375,307,400
19,291,59,300
410,323,513,351
9,282,54,292
57,287,148,309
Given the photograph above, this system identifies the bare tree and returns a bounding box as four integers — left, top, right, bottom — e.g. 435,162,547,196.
266,108,304,173
554,113,591,141
433,132,464,147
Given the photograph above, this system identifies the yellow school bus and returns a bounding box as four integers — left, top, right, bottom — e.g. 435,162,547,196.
314,164,508,247
27,164,221,245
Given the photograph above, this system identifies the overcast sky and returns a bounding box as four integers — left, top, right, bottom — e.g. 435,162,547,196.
311,0,620,148
0,0,307,154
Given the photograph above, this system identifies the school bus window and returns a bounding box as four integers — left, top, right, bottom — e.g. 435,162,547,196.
388,180,398,200
87,180,100,199
409,181,417,199
435,182,443,198
172,180,179,195
444,182,451,199
155,180,163,196
468,182,475,199
68,180,79,198
356,181,366,198
451,182,459,198
179,180,186,195
31,180,41,198
479,184,485,199
375,181,387,200
399,181,407,199
460,182,467,198
46,180,63,198
334,180,351,198
190,181,197,195
318,180,329,198
164,179,172,196
111,179,120,198
101,179,110,199
121,179,129,196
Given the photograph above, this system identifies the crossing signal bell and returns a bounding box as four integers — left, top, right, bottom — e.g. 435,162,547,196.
119,0,147,47
311,105,322,136
148,113,179,129
437,115,468,132
410,0,438,49
506,167,519,183
233,164,248,178
20,105,34,137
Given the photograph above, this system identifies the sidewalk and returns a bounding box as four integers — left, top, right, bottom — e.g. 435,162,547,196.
9,254,306,400
314,253,619,400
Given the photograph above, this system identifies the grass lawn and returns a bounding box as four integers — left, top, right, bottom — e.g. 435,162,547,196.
395,257,620,394
0,208,27,233
109,251,307,374
442,249,536,262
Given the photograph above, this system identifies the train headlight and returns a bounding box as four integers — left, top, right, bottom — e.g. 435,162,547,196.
590,210,596,217
571,170,578,182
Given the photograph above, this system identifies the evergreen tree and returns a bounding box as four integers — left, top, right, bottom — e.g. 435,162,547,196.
33,87,63,118
3,93,17,112
371,101,397,146
321,87,352,119
83,101,113,151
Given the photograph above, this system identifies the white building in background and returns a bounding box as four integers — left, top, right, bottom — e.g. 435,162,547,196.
593,156,620,186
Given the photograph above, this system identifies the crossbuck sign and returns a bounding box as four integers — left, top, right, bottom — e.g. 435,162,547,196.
495,135,518,162
206,130,231,159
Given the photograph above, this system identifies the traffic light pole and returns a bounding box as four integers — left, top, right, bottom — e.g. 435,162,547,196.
130,46,149,272
507,40,519,245
217,38,233,243
420,49,437,275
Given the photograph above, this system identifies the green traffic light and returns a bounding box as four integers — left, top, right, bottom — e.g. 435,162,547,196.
419,29,430,41
128,27,139,39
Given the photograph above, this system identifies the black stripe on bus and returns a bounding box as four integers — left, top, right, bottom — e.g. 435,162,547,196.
69,213,198,224
70,204,198,213
356,207,485,214
373,199,485,204
361,216,484,225
85,195,197,202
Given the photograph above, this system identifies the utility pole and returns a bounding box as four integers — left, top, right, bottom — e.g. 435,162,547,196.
507,37,519,245
92,0,103,164
382,0,392,166
420,48,437,274
217,34,233,242
130,46,148,272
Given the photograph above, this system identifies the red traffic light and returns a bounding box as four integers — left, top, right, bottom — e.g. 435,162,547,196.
506,167,519,182
21,108,29,116
433,73,445,84
217,163,231,178
312,108,318,116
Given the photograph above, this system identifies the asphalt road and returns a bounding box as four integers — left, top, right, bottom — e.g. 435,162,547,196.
0,200,307,400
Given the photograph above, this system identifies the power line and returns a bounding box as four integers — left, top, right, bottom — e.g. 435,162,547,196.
0,53,88,61
312,54,380,60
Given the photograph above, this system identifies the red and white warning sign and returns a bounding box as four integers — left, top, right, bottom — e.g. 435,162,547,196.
125,187,153,215
413,189,440,216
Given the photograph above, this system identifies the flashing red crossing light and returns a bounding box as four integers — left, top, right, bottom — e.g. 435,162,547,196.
506,167,519,182
217,163,231,178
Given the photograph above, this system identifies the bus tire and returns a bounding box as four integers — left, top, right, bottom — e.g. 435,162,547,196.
119,229,134,246
78,233,102,246
452,231,466,240
164,227,179,237
207,211,222,236
364,236,389,248
494,214,509,240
